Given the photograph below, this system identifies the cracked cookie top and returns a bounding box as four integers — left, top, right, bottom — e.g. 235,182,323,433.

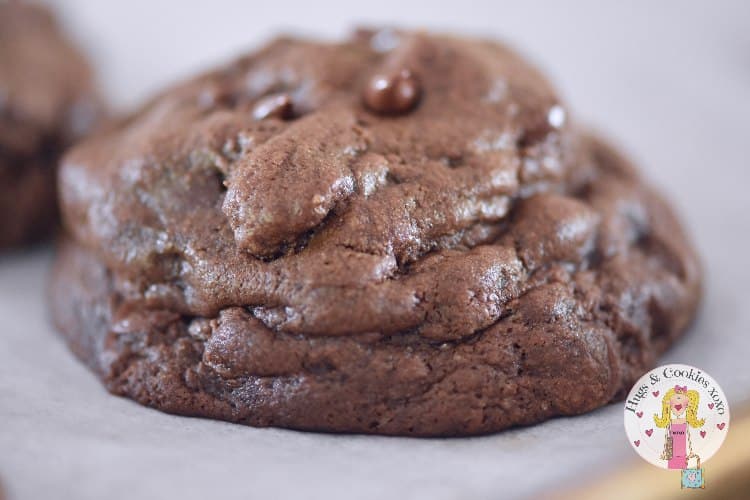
59,28,698,344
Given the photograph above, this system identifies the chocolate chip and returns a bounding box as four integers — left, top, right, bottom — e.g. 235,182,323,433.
363,70,421,115
547,105,566,129
519,104,566,147
252,93,294,120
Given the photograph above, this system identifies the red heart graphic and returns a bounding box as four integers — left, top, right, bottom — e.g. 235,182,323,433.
708,403,714,409
700,431,706,438
634,440,640,447
674,404,683,411
652,391,660,397
717,422,726,431
636,411,643,418
645,429,653,437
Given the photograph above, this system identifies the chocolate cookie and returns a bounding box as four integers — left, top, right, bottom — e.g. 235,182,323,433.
51,29,701,436
0,2,99,248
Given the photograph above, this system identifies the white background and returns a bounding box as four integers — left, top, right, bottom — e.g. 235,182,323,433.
2,1,750,499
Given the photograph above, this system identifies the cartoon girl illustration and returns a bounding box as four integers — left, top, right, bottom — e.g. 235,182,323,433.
654,385,705,469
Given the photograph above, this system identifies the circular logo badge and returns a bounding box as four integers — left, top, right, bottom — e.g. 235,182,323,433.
623,364,730,469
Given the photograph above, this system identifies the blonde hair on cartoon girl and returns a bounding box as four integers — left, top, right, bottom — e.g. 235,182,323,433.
653,387,705,428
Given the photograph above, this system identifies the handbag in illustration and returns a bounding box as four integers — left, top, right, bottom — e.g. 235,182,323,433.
680,454,705,489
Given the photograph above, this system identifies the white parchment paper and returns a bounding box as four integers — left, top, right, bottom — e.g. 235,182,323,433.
1,1,749,499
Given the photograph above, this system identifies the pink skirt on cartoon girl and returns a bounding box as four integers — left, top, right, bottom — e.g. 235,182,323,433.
668,423,688,469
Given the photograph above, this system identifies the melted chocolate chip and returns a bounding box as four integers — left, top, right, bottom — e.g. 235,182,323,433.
519,104,567,147
252,93,294,120
363,70,421,115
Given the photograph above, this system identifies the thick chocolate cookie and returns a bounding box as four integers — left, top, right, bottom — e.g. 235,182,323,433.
51,29,701,436
0,2,99,248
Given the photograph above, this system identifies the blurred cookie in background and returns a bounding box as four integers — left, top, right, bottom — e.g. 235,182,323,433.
0,1,101,249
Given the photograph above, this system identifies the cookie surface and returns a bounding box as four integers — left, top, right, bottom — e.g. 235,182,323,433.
51,29,701,435
0,2,99,248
